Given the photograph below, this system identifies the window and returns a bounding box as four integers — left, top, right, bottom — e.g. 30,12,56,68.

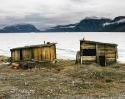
81,49,96,56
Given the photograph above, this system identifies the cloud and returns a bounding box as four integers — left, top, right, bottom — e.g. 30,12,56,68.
0,0,125,30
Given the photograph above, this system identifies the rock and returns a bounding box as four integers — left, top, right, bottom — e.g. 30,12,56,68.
11,63,20,69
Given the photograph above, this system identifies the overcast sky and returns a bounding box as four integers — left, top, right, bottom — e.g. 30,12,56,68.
0,0,125,30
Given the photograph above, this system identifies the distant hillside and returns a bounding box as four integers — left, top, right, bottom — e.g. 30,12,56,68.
0,24,40,33
44,24,77,32
0,16,125,33
74,17,111,32
102,16,125,32
44,16,125,32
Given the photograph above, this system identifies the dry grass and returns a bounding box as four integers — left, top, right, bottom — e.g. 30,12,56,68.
0,59,125,98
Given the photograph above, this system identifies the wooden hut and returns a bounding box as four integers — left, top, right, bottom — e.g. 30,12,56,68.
77,39,118,66
10,42,56,63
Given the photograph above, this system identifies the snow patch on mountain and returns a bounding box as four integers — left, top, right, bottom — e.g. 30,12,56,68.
103,19,125,26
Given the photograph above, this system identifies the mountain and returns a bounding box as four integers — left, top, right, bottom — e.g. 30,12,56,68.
45,16,125,32
74,17,111,32
0,16,125,32
102,16,125,32
44,24,77,32
0,24,40,33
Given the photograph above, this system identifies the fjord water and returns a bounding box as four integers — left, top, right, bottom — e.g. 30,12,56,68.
0,32,125,63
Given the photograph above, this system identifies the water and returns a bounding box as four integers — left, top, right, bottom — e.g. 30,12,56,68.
0,32,125,63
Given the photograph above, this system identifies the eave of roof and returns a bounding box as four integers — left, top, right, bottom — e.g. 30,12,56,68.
80,40,117,46
10,43,56,51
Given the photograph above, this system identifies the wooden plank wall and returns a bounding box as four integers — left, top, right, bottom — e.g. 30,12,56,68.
97,44,117,64
12,50,20,61
80,42,96,49
22,48,31,61
80,42,96,63
105,45,117,64
11,45,56,62
80,41,117,65
81,56,96,63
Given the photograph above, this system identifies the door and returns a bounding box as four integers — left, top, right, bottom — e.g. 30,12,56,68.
31,48,34,59
99,56,106,66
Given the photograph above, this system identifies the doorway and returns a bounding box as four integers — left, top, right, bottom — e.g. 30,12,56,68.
99,56,106,66
20,49,23,60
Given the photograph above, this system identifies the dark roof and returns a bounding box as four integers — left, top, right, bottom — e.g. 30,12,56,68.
10,43,56,51
80,40,117,46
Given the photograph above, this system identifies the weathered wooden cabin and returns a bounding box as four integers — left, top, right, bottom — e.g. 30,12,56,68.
10,42,56,62
77,39,118,66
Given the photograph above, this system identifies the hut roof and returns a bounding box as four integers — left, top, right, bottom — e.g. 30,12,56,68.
80,40,117,46
10,43,56,51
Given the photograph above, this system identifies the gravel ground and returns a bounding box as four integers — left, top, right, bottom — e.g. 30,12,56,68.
0,60,125,99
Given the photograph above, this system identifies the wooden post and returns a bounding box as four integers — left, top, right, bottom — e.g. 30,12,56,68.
96,44,99,63
54,44,56,60
10,51,13,63
80,41,83,64
104,45,106,66
115,46,118,62
80,56,83,64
